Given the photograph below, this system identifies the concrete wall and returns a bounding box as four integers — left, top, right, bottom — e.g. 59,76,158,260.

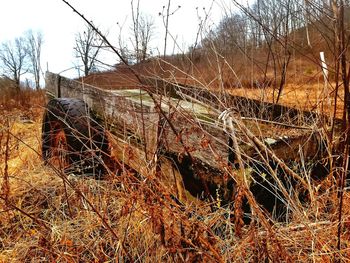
45,72,156,148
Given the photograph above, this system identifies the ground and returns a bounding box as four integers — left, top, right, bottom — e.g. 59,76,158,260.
1,89,350,262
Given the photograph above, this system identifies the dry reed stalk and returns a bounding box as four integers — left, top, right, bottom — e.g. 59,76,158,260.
1,119,10,202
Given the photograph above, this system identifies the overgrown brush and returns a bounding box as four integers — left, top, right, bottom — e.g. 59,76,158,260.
1,107,350,262
3,0,350,261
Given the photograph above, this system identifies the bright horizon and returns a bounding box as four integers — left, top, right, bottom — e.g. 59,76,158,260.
0,0,247,82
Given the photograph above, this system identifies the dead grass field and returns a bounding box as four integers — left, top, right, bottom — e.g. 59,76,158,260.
229,82,345,119
1,85,350,261
0,112,349,262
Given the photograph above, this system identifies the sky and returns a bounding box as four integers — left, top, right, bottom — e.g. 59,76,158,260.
0,0,246,80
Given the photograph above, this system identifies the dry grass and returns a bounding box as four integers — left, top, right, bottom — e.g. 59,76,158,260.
228,82,345,119
0,88,350,262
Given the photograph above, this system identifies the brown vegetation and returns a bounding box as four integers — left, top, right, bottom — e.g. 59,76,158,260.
3,0,350,261
1,95,350,261
0,73,350,262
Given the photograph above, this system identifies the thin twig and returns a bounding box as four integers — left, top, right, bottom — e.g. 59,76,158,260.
1,119,10,201
61,0,194,162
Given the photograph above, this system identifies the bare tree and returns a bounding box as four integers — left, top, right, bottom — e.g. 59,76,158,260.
0,37,28,90
116,20,130,64
131,0,155,63
74,25,103,76
131,0,140,62
25,30,43,90
138,15,155,61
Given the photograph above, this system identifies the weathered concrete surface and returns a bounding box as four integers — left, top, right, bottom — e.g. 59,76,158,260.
45,72,326,205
